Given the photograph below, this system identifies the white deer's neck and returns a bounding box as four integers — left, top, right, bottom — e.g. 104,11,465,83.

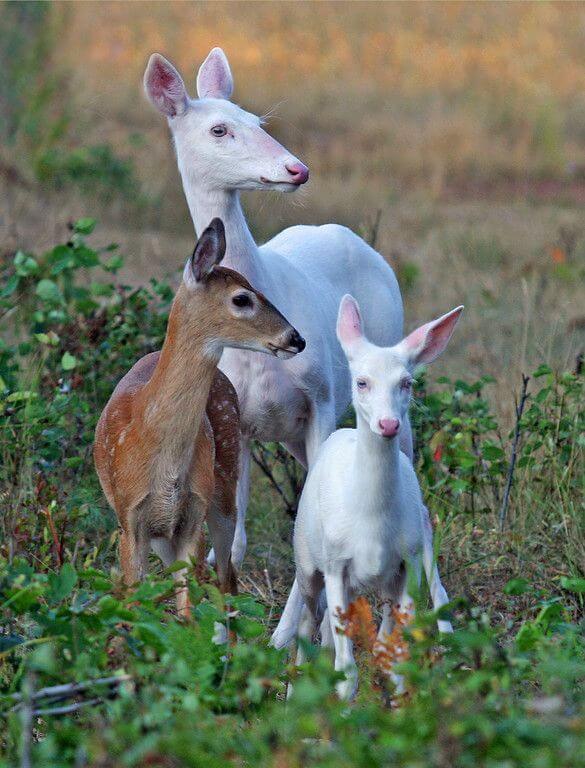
182,178,262,288
353,413,402,511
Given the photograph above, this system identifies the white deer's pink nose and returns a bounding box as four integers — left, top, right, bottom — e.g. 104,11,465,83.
285,161,309,185
378,418,400,438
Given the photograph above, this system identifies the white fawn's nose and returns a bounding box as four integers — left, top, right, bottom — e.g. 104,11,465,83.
378,418,400,438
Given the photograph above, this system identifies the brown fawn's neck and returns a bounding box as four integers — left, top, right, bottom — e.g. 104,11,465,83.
137,290,221,445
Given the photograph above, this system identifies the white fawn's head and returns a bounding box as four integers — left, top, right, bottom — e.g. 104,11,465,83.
179,218,305,359
337,295,463,439
144,48,309,193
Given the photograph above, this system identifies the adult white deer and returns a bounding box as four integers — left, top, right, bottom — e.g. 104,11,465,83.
144,47,411,567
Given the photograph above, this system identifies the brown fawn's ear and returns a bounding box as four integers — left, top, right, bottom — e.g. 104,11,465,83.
184,218,227,285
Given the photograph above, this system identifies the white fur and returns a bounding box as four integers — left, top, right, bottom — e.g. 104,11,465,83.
144,50,411,567
273,298,462,700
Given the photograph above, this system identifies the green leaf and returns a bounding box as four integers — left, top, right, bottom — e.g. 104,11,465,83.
35,279,63,304
560,576,585,594
504,577,531,595
46,563,78,604
0,273,20,298
61,352,77,371
73,217,96,235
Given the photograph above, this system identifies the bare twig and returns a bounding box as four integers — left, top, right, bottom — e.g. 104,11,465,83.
33,698,101,717
20,672,34,768
251,441,305,518
366,209,383,249
499,374,530,531
8,674,131,706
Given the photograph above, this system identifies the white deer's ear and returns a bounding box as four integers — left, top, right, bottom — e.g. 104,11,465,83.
336,294,365,357
144,54,188,117
400,306,464,366
196,47,233,100
184,218,226,286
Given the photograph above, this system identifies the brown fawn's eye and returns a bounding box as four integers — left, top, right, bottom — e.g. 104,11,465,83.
232,293,252,308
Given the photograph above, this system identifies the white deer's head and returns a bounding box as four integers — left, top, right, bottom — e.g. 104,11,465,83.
144,48,309,193
337,296,463,439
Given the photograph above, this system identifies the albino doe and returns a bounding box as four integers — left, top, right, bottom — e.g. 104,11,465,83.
273,296,462,699
144,48,411,568
94,219,304,615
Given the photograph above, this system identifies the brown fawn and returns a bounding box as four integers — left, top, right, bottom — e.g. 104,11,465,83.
94,218,305,614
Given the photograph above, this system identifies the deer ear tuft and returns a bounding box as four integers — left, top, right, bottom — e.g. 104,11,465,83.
144,53,188,117
196,47,234,100
184,219,226,286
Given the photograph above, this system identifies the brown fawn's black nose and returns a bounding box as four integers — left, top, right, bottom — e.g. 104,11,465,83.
289,329,306,353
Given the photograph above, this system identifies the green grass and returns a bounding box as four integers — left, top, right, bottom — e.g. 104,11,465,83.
0,223,583,766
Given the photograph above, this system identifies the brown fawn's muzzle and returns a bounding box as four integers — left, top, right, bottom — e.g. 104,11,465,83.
267,327,306,359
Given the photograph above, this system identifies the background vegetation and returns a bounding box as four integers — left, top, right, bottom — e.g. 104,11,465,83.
1,3,584,766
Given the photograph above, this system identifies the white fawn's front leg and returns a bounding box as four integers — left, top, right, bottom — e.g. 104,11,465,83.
325,571,358,701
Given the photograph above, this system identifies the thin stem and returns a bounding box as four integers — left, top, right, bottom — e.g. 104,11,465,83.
499,374,530,531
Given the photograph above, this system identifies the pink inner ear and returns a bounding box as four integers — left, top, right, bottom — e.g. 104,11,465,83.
337,297,363,346
197,50,233,99
146,56,186,117
403,323,429,352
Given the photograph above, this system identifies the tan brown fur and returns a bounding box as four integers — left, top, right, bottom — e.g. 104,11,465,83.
94,221,301,616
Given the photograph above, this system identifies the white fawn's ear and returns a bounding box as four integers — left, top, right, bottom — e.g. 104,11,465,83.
144,53,188,117
196,47,234,100
400,306,464,366
184,218,226,286
336,294,365,357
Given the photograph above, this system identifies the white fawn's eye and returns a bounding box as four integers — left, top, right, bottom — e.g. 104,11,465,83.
356,378,368,391
211,124,228,137
400,377,413,391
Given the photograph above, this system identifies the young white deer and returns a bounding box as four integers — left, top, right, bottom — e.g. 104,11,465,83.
143,48,411,568
273,296,462,699
94,219,304,615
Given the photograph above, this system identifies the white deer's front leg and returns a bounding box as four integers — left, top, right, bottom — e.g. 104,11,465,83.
325,570,357,701
304,399,336,468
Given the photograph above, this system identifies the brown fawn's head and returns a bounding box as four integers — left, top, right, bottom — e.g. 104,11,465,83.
179,218,305,359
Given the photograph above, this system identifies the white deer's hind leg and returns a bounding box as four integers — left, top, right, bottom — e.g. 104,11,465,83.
422,510,453,633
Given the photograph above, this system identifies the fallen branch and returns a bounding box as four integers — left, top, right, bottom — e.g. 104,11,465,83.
7,674,131,715
499,374,530,531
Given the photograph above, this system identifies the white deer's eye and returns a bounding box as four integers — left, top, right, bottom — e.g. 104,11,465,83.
211,124,228,137
400,377,413,391
356,378,368,391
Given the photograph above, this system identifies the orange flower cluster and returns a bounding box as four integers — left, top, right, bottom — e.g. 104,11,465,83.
338,596,411,678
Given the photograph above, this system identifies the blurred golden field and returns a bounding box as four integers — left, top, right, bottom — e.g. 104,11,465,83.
2,1,584,422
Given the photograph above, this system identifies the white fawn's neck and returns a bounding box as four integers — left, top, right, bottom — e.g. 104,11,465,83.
353,413,402,511
182,177,263,288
